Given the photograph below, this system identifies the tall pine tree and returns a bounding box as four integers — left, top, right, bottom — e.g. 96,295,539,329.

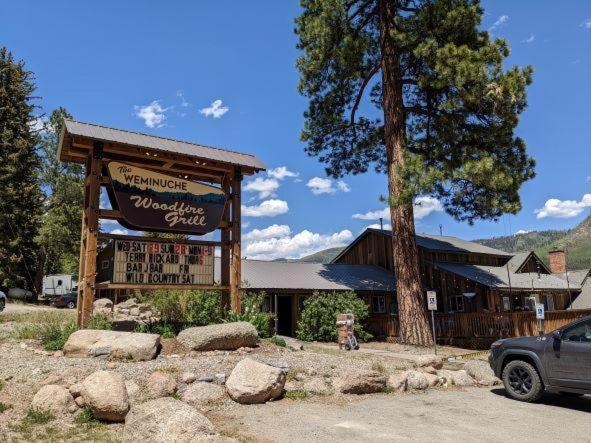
0,48,44,292
296,0,535,345
37,108,85,274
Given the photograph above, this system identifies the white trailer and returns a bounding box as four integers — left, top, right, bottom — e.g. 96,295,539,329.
41,274,78,300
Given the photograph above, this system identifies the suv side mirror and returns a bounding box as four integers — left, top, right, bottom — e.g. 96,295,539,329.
552,330,561,340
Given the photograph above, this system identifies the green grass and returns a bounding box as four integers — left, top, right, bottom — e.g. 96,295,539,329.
74,407,98,425
12,311,78,351
268,335,286,347
25,407,55,424
87,314,112,331
0,402,11,413
285,390,309,400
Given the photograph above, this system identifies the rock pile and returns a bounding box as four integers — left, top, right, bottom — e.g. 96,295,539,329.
93,298,160,328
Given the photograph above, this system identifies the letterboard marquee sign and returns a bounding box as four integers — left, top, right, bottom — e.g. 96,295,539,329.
107,161,226,235
106,239,214,285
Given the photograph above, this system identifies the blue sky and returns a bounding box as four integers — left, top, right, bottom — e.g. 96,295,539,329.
2,1,590,259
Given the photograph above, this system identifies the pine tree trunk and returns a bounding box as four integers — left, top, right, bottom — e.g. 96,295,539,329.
378,0,434,346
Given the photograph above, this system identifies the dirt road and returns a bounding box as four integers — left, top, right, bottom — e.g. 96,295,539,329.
224,387,591,442
1,302,56,314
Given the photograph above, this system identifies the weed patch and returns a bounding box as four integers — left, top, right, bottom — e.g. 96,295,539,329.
0,402,11,413
285,390,309,400
25,407,55,424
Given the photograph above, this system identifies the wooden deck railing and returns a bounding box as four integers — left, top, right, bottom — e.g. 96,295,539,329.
366,309,591,348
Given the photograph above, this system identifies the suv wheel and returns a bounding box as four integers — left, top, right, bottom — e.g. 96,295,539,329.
502,360,544,402
67,301,76,309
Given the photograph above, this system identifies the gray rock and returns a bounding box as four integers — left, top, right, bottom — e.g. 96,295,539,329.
177,322,258,351
63,329,160,361
181,382,226,408
407,371,429,390
147,371,177,398
387,372,408,392
123,397,215,443
437,369,475,387
226,358,286,404
464,360,500,386
181,372,198,384
214,373,226,385
31,385,75,415
81,370,129,422
335,370,387,395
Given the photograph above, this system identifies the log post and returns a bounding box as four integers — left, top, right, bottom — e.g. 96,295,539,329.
230,167,242,312
78,142,103,327
220,174,232,315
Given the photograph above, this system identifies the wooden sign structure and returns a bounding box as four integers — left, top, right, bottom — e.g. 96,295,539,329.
57,119,266,327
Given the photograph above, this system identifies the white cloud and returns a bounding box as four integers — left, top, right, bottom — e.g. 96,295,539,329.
535,194,591,219
244,177,279,199
242,221,250,229
243,224,291,242
522,34,535,43
177,90,190,107
267,166,299,180
100,219,118,225
488,15,509,32
243,227,353,260
352,196,443,221
242,199,289,217
134,100,168,128
110,228,129,235
307,177,350,195
580,19,591,29
30,116,48,133
199,99,229,118
515,229,530,235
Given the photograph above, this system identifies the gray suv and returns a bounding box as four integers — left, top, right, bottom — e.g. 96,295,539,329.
489,316,591,402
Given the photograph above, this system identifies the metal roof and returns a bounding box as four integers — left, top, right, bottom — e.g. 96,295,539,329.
434,261,580,291
215,259,396,292
60,119,266,171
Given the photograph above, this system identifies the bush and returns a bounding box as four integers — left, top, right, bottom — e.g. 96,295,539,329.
225,291,275,338
143,290,221,333
87,314,112,331
268,335,286,347
296,291,372,342
134,322,176,338
25,407,54,424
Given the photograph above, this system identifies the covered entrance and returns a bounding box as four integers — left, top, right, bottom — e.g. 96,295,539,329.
276,295,293,336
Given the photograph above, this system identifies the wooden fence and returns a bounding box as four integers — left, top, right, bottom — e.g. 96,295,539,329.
366,309,591,349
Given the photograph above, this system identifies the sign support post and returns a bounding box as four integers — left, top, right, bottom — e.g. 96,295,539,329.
427,290,438,355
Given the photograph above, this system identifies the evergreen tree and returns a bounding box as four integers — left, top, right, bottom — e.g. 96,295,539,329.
296,0,535,345
37,107,85,274
0,48,44,291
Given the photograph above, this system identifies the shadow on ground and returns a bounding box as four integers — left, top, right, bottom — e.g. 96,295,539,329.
490,388,591,413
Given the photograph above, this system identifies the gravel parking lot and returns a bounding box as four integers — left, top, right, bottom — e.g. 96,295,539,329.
224,387,591,442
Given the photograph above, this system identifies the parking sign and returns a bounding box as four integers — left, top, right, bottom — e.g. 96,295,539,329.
535,303,545,320
427,291,437,310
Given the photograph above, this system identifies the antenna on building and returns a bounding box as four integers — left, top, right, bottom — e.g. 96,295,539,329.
379,218,383,230
439,224,443,236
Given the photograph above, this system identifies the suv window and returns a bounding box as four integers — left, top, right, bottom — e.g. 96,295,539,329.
562,320,591,343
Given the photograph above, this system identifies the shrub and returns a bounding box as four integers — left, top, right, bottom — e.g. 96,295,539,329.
225,291,274,338
296,291,372,342
143,290,221,333
87,314,112,331
74,407,96,424
268,335,286,347
135,322,175,338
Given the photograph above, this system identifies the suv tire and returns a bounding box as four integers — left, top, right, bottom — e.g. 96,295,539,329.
502,360,544,403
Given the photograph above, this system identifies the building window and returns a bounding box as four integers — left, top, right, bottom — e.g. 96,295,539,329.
372,295,386,314
389,300,398,315
449,294,464,313
101,260,110,270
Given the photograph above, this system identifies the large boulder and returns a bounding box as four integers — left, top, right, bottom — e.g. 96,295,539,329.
93,298,113,314
81,370,129,422
177,322,258,351
181,382,226,408
123,397,215,443
437,369,475,387
463,360,500,386
147,371,177,398
387,372,408,392
31,385,75,415
406,371,429,391
63,329,160,361
334,370,387,395
225,358,285,404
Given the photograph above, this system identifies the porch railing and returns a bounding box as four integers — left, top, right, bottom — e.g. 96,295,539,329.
366,309,591,348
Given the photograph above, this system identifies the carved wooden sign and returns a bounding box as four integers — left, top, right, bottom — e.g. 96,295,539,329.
107,162,226,234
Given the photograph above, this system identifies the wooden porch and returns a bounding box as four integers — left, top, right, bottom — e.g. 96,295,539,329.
366,309,591,349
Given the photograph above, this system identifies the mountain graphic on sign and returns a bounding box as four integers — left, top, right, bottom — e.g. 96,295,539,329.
112,180,225,205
